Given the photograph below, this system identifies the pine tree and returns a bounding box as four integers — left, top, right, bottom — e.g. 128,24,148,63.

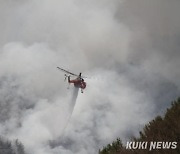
99,98,180,154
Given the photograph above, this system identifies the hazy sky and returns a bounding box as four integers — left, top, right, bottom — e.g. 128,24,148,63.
0,0,180,154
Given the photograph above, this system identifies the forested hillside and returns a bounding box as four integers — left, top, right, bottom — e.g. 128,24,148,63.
0,137,25,154
99,98,180,154
1,98,179,154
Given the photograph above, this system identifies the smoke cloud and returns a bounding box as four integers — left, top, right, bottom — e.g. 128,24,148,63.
0,0,180,154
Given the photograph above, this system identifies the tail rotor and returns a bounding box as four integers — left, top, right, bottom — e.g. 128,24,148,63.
64,74,68,81
64,74,71,83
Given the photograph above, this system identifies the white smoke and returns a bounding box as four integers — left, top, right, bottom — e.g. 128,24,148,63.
6,86,79,154
0,0,180,154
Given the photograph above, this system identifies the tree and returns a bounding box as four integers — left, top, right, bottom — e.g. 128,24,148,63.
99,97,180,154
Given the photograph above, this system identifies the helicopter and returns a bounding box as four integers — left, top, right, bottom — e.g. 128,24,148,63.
57,67,86,93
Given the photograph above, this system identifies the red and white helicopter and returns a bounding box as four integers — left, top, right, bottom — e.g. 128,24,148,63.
57,67,87,93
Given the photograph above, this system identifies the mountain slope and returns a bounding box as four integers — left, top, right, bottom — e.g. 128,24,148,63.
99,97,180,154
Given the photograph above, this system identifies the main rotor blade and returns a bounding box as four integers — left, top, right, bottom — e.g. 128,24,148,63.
57,67,79,76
